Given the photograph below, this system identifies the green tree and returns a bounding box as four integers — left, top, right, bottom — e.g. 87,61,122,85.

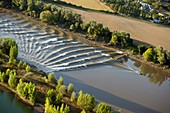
58,76,64,85
18,60,23,68
40,10,52,22
69,24,75,31
59,85,66,95
46,89,56,104
96,102,112,113
77,90,96,111
155,46,166,65
48,72,56,83
67,83,74,94
16,79,36,103
19,0,27,11
26,65,31,72
70,91,76,102
56,93,62,106
9,45,18,59
8,70,17,88
0,72,7,83
143,48,154,61
81,109,86,113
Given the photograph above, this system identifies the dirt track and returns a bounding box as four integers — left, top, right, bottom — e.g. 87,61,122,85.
61,5,170,50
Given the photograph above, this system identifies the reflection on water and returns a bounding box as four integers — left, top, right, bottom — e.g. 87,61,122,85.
0,88,37,113
119,57,170,86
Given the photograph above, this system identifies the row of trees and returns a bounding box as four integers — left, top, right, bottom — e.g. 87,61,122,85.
16,79,36,103
45,73,120,113
109,31,133,47
0,38,17,56
143,46,170,66
45,89,70,113
0,68,36,103
100,0,170,25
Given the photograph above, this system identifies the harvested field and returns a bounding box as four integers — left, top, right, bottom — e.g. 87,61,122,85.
61,0,113,11
61,6,170,50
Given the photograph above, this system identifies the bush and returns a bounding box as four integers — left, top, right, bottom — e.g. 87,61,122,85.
67,83,74,94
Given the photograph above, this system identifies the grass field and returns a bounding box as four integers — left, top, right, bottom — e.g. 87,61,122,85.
60,0,113,11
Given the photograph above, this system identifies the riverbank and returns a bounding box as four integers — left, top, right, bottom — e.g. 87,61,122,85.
1,7,170,75
0,53,83,113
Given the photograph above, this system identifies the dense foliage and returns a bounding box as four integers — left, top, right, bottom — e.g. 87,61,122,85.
0,38,17,56
100,0,170,25
143,46,170,66
8,69,18,88
109,31,133,47
96,102,112,113
45,89,70,113
16,79,36,103
48,72,56,83
77,90,96,111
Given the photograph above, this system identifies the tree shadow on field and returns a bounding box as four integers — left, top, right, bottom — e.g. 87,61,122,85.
133,39,153,47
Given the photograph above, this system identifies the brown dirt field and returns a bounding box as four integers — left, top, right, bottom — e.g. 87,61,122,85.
61,0,113,11
61,6,170,50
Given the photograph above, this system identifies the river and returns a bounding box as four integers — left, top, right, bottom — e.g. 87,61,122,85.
0,12,170,113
